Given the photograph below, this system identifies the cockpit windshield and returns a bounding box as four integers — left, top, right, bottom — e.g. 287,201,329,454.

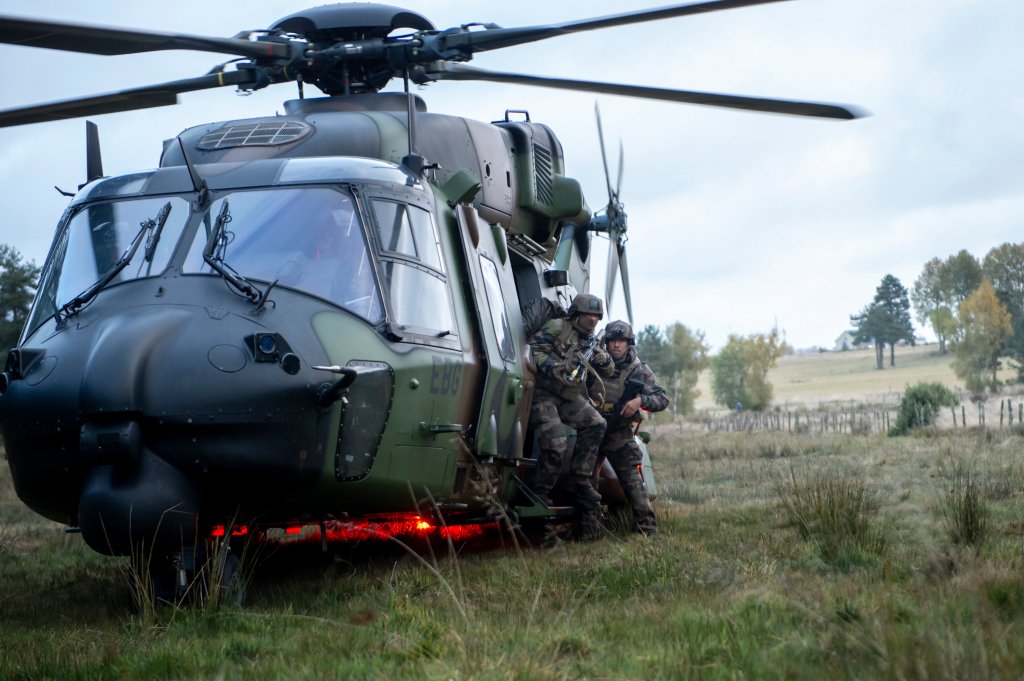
182,187,383,323
27,196,191,333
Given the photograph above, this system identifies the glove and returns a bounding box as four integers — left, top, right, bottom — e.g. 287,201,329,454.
591,346,613,371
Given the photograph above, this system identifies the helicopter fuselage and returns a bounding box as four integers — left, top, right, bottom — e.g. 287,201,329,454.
1,94,599,555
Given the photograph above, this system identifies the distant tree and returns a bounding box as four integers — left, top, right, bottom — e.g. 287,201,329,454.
911,257,950,353
851,303,888,370
665,322,710,415
875,274,915,366
851,274,914,369
941,250,983,310
709,337,749,411
982,243,1024,379
709,329,784,411
952,281,1012,394
636,322,709,415
982,244,1024,307
636,324,668,376
930,307,959,352
0,245,40,354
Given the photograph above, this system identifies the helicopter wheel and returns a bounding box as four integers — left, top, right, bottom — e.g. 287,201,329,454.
209,548,246,608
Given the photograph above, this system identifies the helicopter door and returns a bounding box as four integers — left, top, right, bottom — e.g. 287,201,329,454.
453,204,528,460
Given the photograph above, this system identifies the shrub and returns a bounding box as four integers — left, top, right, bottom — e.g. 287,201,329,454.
890,382,958,435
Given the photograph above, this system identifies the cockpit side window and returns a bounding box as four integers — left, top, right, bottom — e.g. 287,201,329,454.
369,200,454,338
370,201,444,272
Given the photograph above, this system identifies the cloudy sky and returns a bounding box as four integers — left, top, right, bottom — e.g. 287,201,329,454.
1,0,1022,350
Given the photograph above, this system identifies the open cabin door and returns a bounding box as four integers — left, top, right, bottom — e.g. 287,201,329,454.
452,203,529,459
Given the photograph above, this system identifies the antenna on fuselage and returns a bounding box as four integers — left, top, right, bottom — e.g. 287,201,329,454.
85,121,103,184
177,137,210,208
399,70,435,179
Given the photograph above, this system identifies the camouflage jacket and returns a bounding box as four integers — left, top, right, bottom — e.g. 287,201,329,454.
592,346,669,423
529,317,614,400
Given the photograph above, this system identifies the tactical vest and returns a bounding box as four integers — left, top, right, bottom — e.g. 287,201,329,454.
538,319,588,400
601,356,641,416
552,318,577,360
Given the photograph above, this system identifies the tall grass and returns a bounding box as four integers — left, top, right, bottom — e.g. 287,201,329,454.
938,457,990,551
3,428,1024,679
777,468,886,568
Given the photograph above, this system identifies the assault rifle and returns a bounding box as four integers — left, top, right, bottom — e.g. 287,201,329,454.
566,334,598,385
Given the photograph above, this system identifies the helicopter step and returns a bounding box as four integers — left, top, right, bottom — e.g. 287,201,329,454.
509,474,574,519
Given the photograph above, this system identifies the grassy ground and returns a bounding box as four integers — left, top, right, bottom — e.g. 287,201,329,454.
3,351,1024,679
4,425,1024,679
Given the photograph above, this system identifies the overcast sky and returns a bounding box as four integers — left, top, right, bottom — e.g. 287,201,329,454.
1,0,1022,351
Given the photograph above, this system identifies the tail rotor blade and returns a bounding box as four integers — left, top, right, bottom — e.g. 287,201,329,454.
616,140,625,199
605,236,620,314
619,247,634,327
595,102,614,203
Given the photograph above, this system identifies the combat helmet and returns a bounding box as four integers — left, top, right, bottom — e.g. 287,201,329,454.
568,293,604,318
604,320,635,345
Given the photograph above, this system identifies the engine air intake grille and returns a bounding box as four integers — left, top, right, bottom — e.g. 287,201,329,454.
197,121,311,150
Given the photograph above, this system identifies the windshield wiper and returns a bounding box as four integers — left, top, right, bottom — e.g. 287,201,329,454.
59,210,163,319
142,202,173,269
203,201,272,308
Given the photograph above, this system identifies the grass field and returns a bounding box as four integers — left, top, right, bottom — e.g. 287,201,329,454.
695,343,1022,413
3,349,1024,679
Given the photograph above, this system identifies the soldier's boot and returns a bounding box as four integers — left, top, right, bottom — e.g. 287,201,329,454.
632,508,658,536
574,510,603,542
569,475,604,542
530,448,564,507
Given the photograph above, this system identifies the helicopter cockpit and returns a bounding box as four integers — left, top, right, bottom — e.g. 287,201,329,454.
24,156,460,348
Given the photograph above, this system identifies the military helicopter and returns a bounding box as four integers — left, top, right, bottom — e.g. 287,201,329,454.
0,1,860,596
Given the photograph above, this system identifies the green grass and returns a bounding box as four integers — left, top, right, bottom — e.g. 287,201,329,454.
5,426,1024,679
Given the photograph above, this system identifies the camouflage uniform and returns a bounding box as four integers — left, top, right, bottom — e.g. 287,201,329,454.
528,297,615,541
595,330,669,535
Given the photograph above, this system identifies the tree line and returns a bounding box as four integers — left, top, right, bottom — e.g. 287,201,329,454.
909,245,1024,395
0,245,39,354
637,324,787,414
846,245,1024,396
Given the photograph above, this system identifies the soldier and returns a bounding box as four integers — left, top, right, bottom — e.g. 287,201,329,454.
528,292,615,541
595,320,669,535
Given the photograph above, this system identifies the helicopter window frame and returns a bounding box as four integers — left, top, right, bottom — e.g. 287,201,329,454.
362,194,458,343
478,254,516,363
24,194,193,337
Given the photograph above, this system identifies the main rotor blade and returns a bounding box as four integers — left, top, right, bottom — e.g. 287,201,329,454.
435,64,863,119
0,15,287,59
619,248,634,327
594,103,615,204
0,70,259,128
444,0,790,55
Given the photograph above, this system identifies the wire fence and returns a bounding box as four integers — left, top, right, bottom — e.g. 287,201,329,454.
691,397,1024,435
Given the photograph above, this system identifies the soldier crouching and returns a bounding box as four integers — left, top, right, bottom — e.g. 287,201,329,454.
594,320,669,535
528,293,615,541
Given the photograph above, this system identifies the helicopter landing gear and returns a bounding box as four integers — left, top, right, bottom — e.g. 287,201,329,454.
133,542,246,609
